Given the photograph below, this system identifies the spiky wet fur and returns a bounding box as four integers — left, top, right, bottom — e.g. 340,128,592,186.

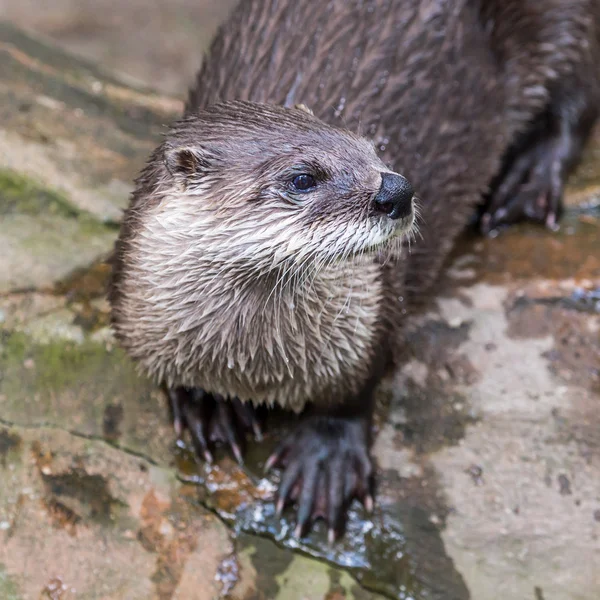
110,0,600,413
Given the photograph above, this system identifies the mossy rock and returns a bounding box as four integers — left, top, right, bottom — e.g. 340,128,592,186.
0,328,173,464
0,169,117,293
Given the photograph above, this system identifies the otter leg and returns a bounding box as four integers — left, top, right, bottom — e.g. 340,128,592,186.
265,407,374,542
481,93,598,234
166,386,262,464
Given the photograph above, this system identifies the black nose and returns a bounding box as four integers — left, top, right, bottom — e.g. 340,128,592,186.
373,172,414,220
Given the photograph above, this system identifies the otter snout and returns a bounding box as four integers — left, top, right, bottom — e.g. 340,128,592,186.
373,172,414,220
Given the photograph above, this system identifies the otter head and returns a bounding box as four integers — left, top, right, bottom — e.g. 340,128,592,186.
157,101,415,275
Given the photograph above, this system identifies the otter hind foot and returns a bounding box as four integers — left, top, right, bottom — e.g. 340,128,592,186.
482,97,597,235
481,135,566,234
167,386,262,464
266,415,374,543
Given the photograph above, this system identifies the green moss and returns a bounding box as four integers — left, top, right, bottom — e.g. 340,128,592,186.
0,565,22,600
0,331,137,395
0,324,165,461
0,169,118,234
0,168,78,218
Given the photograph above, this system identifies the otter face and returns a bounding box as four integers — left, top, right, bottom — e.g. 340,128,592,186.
156,101,415,274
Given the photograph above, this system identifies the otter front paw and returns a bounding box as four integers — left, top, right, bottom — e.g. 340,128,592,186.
265,416,374,542
167,386,262,464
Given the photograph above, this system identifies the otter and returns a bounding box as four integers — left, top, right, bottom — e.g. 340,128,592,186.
109,0,600,540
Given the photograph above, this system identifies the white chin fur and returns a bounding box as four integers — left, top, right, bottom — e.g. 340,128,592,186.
359,211,416,251
392,211,416,238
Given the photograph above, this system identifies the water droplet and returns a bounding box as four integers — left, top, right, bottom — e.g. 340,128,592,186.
227,358,234,369
334,96,346,118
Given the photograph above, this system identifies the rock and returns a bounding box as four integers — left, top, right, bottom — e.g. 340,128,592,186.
0,20,599,600
0,22,181,222
0,425,233,600
0,21,181,294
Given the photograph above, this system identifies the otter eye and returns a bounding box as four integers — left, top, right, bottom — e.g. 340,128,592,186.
291,174,317,192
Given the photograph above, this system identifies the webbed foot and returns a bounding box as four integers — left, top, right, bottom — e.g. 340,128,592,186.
265,415,374,542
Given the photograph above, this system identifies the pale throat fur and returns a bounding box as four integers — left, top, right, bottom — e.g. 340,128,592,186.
116,189,388,413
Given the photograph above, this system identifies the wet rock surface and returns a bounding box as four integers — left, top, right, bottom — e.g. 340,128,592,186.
1,22,599,600
0,0,237,96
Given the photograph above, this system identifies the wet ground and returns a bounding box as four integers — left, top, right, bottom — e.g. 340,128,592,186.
0,10,599,600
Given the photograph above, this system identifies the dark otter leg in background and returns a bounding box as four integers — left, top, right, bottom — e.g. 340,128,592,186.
265,397,375,542
166,386,262,464
481,91,598,233
476,0,600,233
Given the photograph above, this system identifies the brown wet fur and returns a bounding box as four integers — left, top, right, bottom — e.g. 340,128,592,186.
109,0,600,538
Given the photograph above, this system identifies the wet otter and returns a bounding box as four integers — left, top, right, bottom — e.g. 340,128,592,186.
109,0,600,539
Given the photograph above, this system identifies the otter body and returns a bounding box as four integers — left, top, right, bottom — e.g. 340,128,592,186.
110,0,600,538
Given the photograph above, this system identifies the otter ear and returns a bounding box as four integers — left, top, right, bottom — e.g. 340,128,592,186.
294,103,314,116
164,145,212,183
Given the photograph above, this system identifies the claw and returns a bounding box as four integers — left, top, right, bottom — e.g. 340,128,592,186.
277,459,302,511
493,207,507,223
252,420,264,442
264,453,278,473
232,443,244,465
480,212,492,235
276,497,285,517
166,387,185,436
165,386,262,465
327,527,336,546
264,434,292,473
546,211,558,230
215,402,245,464
296,463,319,535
